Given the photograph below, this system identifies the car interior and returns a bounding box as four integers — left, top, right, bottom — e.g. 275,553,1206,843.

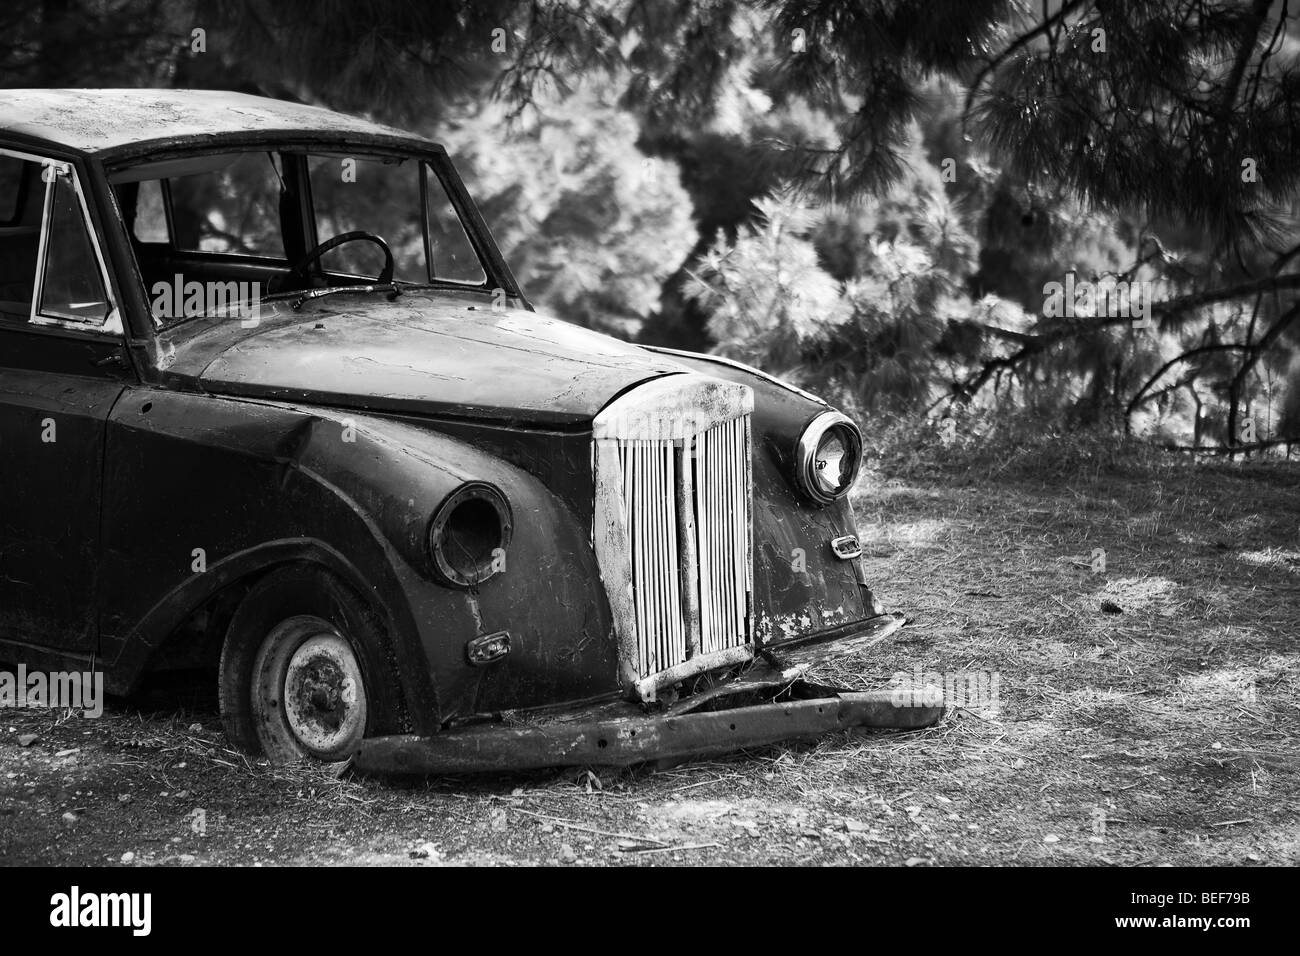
110,152,304,307
0,156,42,323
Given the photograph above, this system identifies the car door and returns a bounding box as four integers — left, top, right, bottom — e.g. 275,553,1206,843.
0,148,131,656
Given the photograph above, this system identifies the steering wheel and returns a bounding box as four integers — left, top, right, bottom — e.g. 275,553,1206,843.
284,230,395,289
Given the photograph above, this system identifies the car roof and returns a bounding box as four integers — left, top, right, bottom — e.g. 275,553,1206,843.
0,89,439,160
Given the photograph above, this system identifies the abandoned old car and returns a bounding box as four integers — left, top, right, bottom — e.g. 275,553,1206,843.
0,89,940,773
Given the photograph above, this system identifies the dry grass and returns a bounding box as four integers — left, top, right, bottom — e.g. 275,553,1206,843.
2,446,1297,865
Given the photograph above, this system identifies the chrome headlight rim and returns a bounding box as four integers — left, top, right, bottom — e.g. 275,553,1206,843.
426,481,513,588
795,411,863,505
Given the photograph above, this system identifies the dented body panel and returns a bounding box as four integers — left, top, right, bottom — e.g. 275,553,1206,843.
0,90,937,773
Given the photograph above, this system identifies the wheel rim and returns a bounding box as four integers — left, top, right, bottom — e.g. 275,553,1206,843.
283,632,366,758
254,617,368,761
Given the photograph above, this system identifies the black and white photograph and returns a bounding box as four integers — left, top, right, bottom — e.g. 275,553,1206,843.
0,0,1293,926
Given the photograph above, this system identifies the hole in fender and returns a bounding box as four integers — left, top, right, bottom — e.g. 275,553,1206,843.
428,482,512,588
443,498,501,575
597,738,608,749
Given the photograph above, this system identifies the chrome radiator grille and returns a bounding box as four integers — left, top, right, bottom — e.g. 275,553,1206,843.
592,376,755,697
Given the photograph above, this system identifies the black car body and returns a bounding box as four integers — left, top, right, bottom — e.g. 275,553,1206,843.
0,90,939,773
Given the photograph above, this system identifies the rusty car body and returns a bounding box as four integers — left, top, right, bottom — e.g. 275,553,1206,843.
0,89,939,774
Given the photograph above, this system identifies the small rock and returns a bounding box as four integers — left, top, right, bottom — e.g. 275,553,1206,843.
1043,834,1060,844
188,723,202,732
117,793,132,804
904,857,925,867
120,851,135,863
178,854,195,863
558,844,577,864
1211,742,1223,750
409,842,440,860
843,819,870,833
17,734,38,747
61,812,78,826
1246,853,1261,862
54,748,79,758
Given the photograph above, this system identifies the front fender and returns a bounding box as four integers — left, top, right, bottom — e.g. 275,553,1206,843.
101,387,619,728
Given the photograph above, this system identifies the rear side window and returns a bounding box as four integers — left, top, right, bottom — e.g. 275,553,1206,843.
0,155,44,322
0,156,28,225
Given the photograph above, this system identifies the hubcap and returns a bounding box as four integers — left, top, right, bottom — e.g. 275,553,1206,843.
282,632,366,759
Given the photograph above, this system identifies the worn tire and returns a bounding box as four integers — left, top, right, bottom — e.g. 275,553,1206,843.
218,565,386,764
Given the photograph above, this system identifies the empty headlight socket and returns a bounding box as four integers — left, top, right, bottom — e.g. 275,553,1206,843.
426,482,512,588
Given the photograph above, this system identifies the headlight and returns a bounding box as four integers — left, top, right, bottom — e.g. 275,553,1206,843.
795,411,862,504
427,482,512,588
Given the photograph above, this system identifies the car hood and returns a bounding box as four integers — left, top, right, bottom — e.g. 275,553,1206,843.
170,291,689,429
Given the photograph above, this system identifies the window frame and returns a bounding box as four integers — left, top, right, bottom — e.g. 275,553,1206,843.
0,146,122,336
101,138,528,346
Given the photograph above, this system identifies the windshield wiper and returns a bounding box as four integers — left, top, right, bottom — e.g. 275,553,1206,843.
258,283,404,311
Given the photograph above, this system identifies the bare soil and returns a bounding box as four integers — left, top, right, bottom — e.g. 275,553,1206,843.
2,453,1298,866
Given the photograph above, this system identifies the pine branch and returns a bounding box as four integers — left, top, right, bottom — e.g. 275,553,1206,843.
1125,342,1250,418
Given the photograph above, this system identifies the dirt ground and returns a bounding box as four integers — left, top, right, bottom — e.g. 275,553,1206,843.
2,453,1298,866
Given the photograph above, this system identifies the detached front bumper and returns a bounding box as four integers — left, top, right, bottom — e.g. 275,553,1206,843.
353,613,941,775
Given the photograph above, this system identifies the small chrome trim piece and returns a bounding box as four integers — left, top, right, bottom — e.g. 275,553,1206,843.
830,535,862,560
466,631,511,666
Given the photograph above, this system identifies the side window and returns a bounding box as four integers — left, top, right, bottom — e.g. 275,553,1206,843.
0,154,42,322
36,170,112,325
168,152,284,258
0,156,28,225
424,165,484,285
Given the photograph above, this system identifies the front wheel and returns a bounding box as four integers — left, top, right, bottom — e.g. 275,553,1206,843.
251,616,368,762
219,566,383,764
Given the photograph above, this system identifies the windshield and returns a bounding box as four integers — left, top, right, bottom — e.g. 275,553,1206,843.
109,148,489,327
